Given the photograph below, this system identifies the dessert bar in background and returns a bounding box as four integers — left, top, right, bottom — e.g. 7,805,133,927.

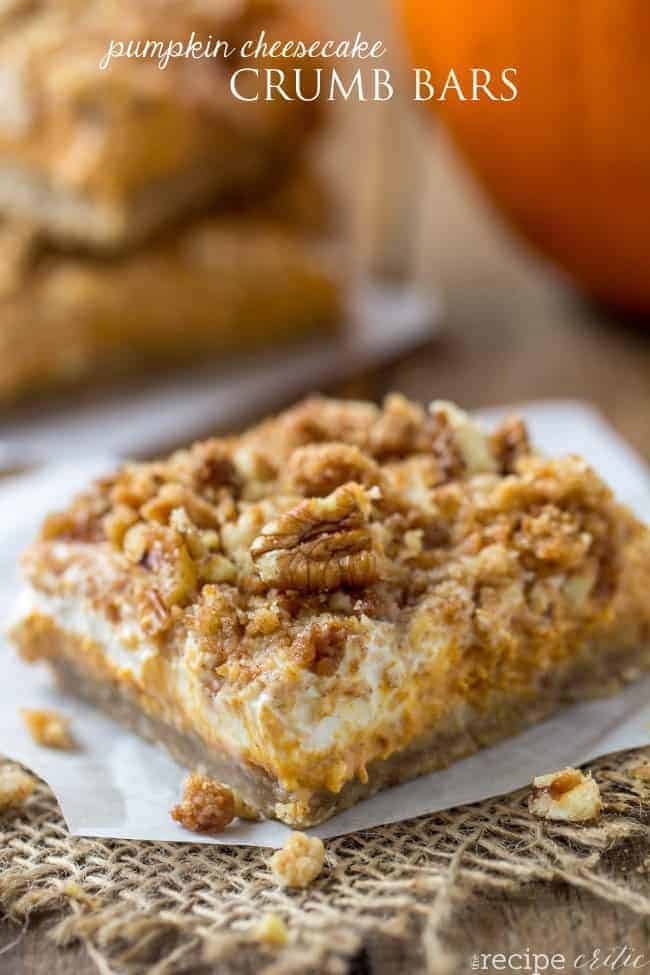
11,395,650,826
0,170,340,401
0,0,322,249
0,0,342,402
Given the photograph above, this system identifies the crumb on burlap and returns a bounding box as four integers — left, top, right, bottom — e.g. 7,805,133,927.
252,913,289,947
171,772,235,833
0,766,35,811
62,878,101,908
20,708,74,749
529,767,601,822
270,831,325,888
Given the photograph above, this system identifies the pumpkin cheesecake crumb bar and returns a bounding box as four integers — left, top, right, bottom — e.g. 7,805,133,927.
0,0,322,249
10,395,650,826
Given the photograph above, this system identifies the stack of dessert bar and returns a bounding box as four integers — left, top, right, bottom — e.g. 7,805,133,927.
0,0,341,402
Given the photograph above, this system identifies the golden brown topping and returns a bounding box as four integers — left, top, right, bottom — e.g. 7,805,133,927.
103,503,138,547
123,523,197,608
285,442,382,497
491,416,531,473
283,396,379,450
0,766,35,812
430,401,498,476
21,708,74,749
186,442,241,495
140,483,219,530
528,767,601,822
270,831,325,888
251,484,381,592
369,392,430,458
290,619,350,675
248,606,281,636
514,505,592,571
171,772,235,834
629,764,650,782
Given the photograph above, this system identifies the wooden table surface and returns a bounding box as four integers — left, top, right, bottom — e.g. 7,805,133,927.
3,2,650,967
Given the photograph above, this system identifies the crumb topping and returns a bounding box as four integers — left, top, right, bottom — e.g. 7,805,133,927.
21,708,74,749
270,831,325,888
29,395,628,680
171,771,235,834
0,766,35,811
529,767,602,822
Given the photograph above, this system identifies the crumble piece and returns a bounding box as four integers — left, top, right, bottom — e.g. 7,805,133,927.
0,766,35,811
528,768,602,822
252,913,289,947
21,708,74,749
270,832,325,888
171,772,235,834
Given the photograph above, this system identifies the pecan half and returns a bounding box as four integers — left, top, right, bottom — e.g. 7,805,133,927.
250,484,380,592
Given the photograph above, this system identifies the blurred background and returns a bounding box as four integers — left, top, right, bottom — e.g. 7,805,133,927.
1,0,649,464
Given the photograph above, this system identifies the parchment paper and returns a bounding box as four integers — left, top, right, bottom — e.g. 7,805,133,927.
1,401,648,848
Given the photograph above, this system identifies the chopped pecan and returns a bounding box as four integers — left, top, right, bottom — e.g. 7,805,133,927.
141,483,219,529
250,484,380,592
283,396,379,450
104,503,138,547
123,523,197,608
187,442,241,494
369,393,430,459
285,442,382,497
491,416,531,474
110,464,163,509
430,401,498,476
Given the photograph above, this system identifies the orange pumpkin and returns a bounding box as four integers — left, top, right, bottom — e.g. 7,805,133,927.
401,0,650,312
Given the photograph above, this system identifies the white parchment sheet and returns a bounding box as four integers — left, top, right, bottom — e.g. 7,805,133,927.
0,401,649,848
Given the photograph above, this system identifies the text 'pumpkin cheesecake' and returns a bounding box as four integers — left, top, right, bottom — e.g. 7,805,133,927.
10,396,650,826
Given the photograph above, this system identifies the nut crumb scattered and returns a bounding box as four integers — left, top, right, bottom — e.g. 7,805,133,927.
529,767,601,822
629,764,650,781
270,831,325,888
171,772,235,833
21,708,74,749
252,913,289,946
0,766,35,811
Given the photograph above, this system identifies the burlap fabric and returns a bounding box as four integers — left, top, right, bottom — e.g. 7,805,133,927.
1,748,649,974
